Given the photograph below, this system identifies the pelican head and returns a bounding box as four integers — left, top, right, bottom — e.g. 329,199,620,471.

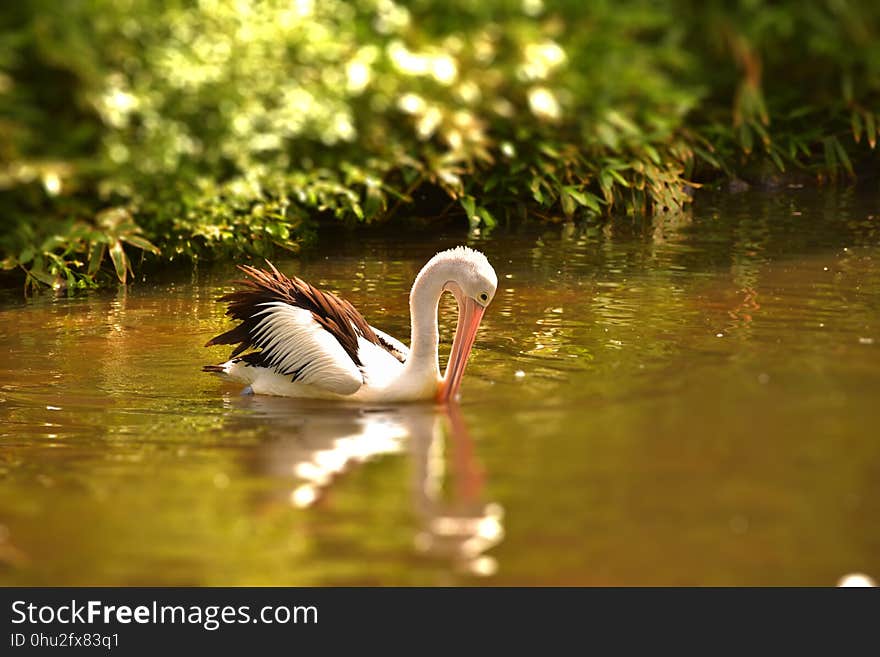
420,247,497,402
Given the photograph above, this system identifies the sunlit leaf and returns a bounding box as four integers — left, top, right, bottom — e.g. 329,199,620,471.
109,241,128,284
460,196,476,221
851,111,863,143
88,243,106,276
560,191,575,216
477,207,496,228
561,186,602,213
609,170,629,187
866,112,877,149
0,0,876,291
120,234,161,254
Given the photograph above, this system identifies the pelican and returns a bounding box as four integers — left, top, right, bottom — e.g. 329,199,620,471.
203,246,497,402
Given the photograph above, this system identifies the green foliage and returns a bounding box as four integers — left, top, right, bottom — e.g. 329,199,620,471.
0,0,878,289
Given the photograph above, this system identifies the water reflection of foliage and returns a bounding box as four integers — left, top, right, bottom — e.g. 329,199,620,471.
474,190,879,411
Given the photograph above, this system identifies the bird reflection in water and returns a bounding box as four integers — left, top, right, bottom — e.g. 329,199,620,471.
229,396,504,577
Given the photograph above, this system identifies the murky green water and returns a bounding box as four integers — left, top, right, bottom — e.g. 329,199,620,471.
1,189,879,585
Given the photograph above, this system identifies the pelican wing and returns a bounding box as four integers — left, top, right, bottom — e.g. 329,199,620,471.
370,326,409,363
205,262,401,394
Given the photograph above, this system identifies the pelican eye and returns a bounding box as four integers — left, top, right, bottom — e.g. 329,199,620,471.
479,293,489,303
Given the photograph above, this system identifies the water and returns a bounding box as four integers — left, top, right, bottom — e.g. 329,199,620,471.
1,189,878,585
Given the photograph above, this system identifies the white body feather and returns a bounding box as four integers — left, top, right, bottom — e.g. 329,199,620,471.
250,302,363,394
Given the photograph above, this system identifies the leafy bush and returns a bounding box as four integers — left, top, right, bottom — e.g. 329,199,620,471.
0,0,877,289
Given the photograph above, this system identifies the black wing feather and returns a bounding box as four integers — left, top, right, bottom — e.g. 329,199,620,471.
205,261,405,368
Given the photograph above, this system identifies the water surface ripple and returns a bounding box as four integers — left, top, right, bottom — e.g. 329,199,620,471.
1,189,878,585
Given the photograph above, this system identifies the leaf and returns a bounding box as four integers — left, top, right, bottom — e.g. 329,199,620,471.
460,196,476,221
18,247,34,265
563,186,585,205
28,267,56,286
476,207,496,228
738,123,753,154
109,240,128,284
768,146,785,173
609,111,640,135
560,191,575,217
88,242,106,276
866,111,876,149
755,90,769,125
832,137,854,176
120,234,161,254
563,187,601,213
751,120,770,147
797,139,812,157
580,191,603,213
531,185,545,205
609,170,630,187
96,207,132,231
851,110,863,143
787,106,815,119
363,188,384,217
693,145,721,168
599,171,613,195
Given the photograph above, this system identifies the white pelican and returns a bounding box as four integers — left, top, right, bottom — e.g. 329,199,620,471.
203,246,497,402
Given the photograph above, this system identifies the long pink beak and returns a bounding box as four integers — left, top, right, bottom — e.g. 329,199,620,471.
437,296,486,403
